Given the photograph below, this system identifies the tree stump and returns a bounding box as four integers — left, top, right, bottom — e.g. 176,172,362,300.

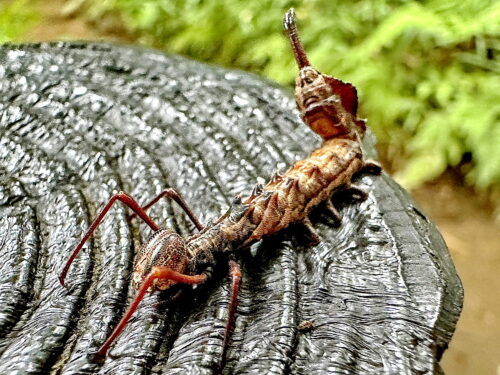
0,43,463,374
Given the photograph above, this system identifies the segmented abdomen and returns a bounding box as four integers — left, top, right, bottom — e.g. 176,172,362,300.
240,137,363,243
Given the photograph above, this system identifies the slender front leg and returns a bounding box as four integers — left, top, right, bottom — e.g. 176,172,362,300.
95,266,208,359
219,259,242,371
59,191,160,286
128,188,204,231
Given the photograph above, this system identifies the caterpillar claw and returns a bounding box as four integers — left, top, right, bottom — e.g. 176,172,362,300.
361,160,382,175
344,184,369,201
324,200,342,226
297,217,321,246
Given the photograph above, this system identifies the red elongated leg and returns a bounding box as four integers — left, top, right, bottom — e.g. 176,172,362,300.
128,188,204,231
219,259,242,371
96,267,207,358
59,191,160,287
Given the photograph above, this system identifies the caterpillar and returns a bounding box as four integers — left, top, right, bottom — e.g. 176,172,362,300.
59,8,381,363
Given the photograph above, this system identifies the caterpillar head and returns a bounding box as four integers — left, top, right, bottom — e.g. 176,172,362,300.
283,8,366,140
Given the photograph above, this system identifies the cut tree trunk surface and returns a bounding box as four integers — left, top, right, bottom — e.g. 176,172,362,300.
0,43,463,375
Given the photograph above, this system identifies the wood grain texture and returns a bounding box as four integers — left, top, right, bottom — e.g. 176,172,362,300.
0,43,462,374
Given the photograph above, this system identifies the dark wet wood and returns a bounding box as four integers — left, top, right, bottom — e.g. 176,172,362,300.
0,43,463,374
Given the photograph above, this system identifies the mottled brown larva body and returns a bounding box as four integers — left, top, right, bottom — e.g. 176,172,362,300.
244,138,363,238
185,138,365,260
59,8,381,363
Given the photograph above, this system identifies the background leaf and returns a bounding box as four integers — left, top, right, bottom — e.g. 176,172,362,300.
3,0,500,192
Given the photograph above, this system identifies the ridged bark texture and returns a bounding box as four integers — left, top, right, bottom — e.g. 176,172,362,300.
0,43,462,375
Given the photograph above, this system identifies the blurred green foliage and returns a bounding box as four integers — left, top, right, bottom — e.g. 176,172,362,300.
0,0,38,43
69,0,500,190
3,0,500,190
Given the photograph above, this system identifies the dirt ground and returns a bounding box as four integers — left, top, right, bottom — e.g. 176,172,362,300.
413,177,500,375
19,1,500,374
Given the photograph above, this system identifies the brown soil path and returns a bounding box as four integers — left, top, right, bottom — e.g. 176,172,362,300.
413,179,500,375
